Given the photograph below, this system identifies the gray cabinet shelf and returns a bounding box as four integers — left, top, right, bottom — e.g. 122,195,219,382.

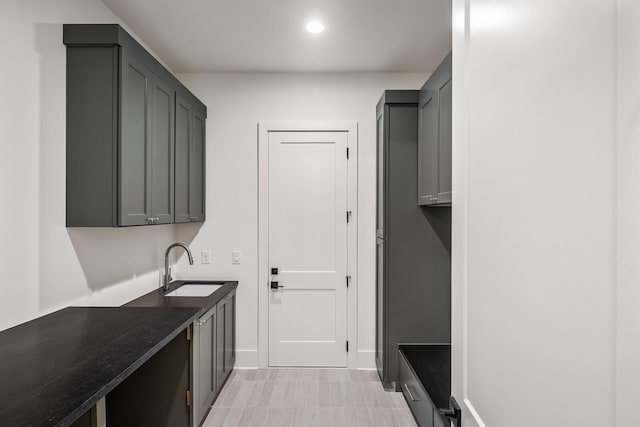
64,24,207,227
418,52,452,207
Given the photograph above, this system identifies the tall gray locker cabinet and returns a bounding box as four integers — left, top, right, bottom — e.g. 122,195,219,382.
375,91,451,390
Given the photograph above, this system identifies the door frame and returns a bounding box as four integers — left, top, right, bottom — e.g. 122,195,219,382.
257,121,358,369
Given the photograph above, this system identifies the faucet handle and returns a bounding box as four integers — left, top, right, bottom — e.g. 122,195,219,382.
167,268,173,283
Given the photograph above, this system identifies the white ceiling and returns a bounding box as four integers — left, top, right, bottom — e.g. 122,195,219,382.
101,0,452,73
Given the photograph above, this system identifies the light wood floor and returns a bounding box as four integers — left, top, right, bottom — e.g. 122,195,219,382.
201,369,418,427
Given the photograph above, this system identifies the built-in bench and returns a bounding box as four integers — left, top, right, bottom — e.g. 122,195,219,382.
398,344,461,427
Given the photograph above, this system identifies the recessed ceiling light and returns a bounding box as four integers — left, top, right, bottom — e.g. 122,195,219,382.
306,21,325,34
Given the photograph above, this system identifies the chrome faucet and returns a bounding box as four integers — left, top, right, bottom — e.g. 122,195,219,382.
164,243,194,290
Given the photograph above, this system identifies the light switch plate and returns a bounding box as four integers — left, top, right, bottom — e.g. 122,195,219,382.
201,250,211,264
232,250,242,265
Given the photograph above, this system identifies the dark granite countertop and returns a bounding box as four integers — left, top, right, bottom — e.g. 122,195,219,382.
399,344,451,409
124,280,237,312
0,306,201,427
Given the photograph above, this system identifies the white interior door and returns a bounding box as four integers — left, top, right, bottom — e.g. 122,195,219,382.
268,131,348,367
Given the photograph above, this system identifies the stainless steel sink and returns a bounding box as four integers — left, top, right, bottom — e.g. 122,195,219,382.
165,283,223,297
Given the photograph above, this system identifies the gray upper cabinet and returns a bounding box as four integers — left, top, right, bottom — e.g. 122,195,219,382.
64,24,206,227
418,89,439,205
418,52,452,206
175,93,206,223
150,75,175,225
119,50,153,226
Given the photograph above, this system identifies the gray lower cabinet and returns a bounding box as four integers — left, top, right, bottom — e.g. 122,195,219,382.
215,291,236,393
175,92,206,223
193,306,216,426
418,52,452,206
64,24,206,227
106,331,191,427
398,351,434,427
193,291,235,426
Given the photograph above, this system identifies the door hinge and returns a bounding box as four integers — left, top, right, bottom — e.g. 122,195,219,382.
346,341,349,352
346,275,351,288
346,211,352,223
346,147,350,159
186,324,192,341
186,390,191,407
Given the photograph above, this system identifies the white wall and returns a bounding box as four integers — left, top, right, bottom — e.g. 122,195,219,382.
173,72,428,367
451,0,617,426
617,1,640,426
0,0,183,331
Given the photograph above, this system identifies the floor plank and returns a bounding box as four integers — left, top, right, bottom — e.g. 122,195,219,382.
201,369,417,426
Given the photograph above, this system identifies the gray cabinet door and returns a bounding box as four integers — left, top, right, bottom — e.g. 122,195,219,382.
436,78,452,204
417,52,452,207
194,307,216,426
224,291,236,375
150,75,175,224
375,237,385,376
398,351,434,427
119,50,152,226
215,293,234,393
418,89,439,205
174,95,206,223
174,95,192,223
376,110,385,234
190,107,206,221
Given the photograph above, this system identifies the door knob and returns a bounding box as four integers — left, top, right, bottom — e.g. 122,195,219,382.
270,281,284,290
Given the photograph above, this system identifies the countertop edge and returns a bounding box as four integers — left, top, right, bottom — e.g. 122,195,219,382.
58,308,201,427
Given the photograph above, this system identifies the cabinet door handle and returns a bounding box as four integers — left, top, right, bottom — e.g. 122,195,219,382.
147,217,154,223
188,216,197,221
403,384,420,402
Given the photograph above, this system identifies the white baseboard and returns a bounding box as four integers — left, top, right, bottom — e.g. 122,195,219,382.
236,349,375,370
357,350,376,370
235,349,259,368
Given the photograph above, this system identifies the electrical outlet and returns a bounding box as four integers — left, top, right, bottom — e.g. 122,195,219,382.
201,250,211,264
232,251,242,265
